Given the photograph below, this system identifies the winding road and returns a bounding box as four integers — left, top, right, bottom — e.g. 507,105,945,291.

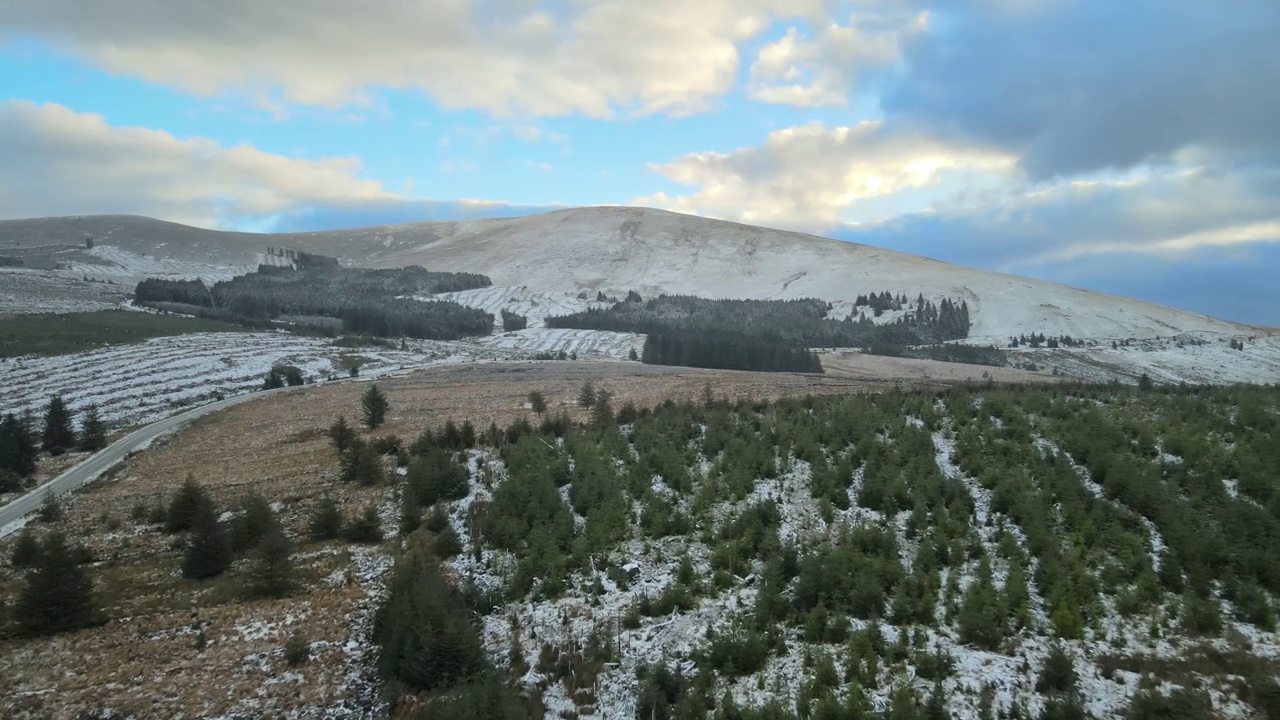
0,386,297,538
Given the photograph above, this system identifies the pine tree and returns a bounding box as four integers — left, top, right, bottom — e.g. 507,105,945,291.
528,390,548,414
10,525,41,567
166,474,209,533
15,531,96,636
329,415,356,454
578,382,597,409
182,496,232,579
958,556,1006,650
230,491,277,554
248,526,294,599
308,495,343,541
0,411,39,478
343,506,384,544
42,395,76,455
400,483,421,536
361,384,389,429
342,441,385,486
77,404,107,452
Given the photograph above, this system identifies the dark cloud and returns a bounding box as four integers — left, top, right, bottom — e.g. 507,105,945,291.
885,0,1280,179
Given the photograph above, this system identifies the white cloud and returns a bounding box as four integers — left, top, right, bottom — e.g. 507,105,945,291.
4,0,822,118
748,11,928,107
636,121,1017,230
0,101,396,228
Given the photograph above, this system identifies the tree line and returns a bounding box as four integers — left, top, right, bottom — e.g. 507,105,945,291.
2,395,106,492
134,264,494,340
546,292,980,373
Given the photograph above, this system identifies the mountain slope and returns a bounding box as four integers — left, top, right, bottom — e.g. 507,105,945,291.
2,207,1271,344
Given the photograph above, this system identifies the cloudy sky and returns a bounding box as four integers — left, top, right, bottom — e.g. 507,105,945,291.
2,0,1278,324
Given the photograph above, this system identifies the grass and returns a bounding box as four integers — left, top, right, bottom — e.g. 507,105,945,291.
0,310,252,358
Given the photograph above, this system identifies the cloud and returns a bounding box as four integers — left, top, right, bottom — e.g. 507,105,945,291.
636,121,1017,230
884,0,1280,179
3,0,821,118
0,100,546,230
748,10,928,107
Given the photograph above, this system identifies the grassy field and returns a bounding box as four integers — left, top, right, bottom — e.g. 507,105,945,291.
0,310,252,358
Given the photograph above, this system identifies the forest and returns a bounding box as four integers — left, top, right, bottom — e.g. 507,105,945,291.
371,381,1280,719
133,265,494,340
547,293,996,373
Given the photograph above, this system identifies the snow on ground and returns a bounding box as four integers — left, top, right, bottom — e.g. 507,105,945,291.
475,328,643,361
1010,334,1280,385
0,333,519,430
0,268,128,313
58,245,254,287
426,286,610,329
1034,437,1167,571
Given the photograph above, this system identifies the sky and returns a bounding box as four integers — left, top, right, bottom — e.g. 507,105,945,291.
1,0,1278,326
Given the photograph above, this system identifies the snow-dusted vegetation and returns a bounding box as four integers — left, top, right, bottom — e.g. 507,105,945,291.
0,333,514,429
427,286,610,329
378,384,1280,718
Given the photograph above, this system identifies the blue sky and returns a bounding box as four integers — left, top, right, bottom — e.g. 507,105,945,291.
2,0,1278,325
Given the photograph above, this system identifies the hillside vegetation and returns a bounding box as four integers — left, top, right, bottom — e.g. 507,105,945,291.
135,265,494,340
376,382,1280,718
0,310,249,358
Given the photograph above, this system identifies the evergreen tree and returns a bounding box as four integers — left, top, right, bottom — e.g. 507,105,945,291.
229,491,277,554
42,395,76,455
329,415,356,454
166,474,209,533
362,384,389,429
15,531,96,636
528,390,548,414
400,483,421,536
77,404,107,452
958,557,1006,650
248,526,294,599
182,496,232,579
10,525,41,567
0,411,39,479
308,495,344,541
344,506,384,544
578,382,597,409
342,441,385,486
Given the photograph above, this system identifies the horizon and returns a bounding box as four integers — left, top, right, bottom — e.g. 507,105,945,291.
2,1,1278,325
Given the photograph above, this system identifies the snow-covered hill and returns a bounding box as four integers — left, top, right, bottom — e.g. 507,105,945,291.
3,207,1276,384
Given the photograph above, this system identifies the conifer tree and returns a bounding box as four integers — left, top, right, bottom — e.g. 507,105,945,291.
578,381,597,409
42,395,76,455
15,531,96,636
343,506,384,544
182,496,232,579
248,526,294,598
308,495,344,541
166,474,209,533
329,415,356,454
77,404,107,452
10,525,41,567
230,491,277,554
0,411,39,479
361,384,389,429
958,556,1006,650
342,441,385,486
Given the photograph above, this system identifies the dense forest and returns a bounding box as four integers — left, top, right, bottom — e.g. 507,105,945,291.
547,293,994,373
134,265,494,340
374,382,1280,719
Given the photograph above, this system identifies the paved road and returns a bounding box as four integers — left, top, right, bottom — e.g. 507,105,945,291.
0,386,296,538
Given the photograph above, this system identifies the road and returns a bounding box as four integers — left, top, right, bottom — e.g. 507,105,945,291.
0,386,296,538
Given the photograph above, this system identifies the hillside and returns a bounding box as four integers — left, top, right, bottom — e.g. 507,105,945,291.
1,207,1268,343
3,207,1277,386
